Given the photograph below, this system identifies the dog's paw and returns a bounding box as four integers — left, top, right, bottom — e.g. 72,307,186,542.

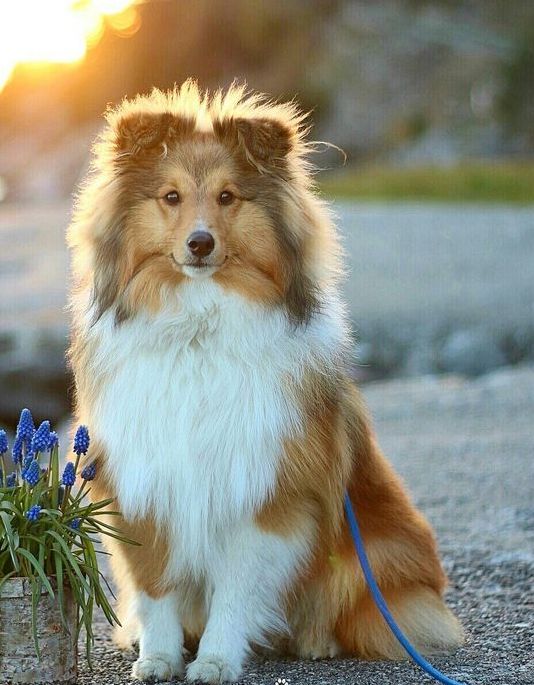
186,655,241,683
297,637,341,660
113,623,139,651
132,653,184,682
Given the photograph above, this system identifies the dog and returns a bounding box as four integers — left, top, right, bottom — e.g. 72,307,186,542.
67,81,463,683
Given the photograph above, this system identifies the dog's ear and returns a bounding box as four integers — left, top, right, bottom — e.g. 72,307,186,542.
92,215,131,324
214,117,296,173
111,111,195,157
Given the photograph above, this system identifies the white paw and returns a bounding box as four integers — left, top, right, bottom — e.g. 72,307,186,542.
113,623,139,650
186,655,241,683
298,638,341,660
132,654,184,682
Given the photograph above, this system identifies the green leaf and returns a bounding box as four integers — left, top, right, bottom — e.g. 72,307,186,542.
52,546,69,631
49,444,60,509
17,548,55,598
0,510,20,571
0,499,19,514
45,530,91,594
0,570,17,591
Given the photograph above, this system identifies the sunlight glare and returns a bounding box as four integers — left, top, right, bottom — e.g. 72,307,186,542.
92,0,135,13
0,0,138,92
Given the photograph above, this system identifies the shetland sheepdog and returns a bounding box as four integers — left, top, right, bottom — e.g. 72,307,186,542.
67,81,463,683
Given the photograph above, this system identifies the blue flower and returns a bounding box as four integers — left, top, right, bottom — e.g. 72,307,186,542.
22,460,40,487
81,462,97,481
31,421,51,453
48,431,59,450
70,518,81,530
0,430,7,454
23,453,35,472
73,425,90,456
16,408,35,441
25,504,42,521
61,462,76,486
12,435,24,465
6,472,17,487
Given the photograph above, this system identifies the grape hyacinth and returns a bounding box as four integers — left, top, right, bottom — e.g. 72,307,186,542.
0,429,7,454
31,421,51,453
0,410,131,661
25,504,42,521
17,408,35,442
22,453,35,473
81,462,97,481
62,462,76,487
22,460,40,486
48,431,59,450
73,425,90,456
0,430,7,490
12,434,24,465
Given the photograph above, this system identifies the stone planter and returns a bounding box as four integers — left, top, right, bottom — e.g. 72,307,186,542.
0,577,77,684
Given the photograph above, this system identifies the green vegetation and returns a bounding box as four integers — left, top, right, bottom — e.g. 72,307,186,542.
319,162,534,203
0,415,136,662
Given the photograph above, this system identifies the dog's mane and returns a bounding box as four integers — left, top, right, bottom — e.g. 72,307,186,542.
67,81,340,330
91,80,312,176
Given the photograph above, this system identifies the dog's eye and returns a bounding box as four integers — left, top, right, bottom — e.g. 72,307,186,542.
218,190,234,206
164,191,181,205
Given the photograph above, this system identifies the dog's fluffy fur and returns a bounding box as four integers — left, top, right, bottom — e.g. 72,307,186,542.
68,81,463,683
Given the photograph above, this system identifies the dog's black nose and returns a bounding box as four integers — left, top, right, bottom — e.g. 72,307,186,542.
187,231,215,257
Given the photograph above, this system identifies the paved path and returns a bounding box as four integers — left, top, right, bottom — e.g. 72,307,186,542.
2,201,533,331
1,201,534,422
79,365,534,685
336,202,534,331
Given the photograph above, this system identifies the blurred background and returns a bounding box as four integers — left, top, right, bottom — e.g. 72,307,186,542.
1,0,533,427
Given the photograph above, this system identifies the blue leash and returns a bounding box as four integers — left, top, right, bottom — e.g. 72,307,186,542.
344,491,468,685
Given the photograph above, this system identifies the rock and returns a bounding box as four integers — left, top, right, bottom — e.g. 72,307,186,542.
439,328,507,376
0,203,71,426
354,328,405,380
0,578,77,684
0,327,70,427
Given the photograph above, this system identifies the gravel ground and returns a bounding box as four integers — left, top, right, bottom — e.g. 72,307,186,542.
78,365,534,685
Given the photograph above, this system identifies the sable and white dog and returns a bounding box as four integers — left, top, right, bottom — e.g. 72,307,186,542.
68,82,463,683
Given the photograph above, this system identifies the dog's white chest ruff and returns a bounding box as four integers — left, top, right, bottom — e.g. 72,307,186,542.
87,282,344,571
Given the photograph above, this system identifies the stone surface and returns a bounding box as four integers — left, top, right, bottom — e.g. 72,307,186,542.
77,365,534,685
0,578,77,684
439,328,508,375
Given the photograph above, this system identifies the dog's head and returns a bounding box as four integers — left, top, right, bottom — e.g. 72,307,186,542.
70,81,337,325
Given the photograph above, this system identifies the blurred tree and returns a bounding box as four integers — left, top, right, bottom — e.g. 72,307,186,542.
499,35,534,148
0,0,533,202
0,0,339,126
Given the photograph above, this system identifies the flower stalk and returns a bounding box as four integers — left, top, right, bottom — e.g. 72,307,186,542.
0,408,137,662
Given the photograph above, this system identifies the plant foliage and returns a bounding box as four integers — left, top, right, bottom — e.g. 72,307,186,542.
0,409,136,663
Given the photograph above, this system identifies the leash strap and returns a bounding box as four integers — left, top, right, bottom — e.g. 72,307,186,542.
344,491,469,685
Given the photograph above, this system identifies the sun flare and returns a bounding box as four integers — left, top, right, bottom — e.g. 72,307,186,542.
0,0,139,92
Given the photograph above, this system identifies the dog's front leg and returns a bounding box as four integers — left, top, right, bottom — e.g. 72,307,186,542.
131,591,185,681
186,521,309,684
